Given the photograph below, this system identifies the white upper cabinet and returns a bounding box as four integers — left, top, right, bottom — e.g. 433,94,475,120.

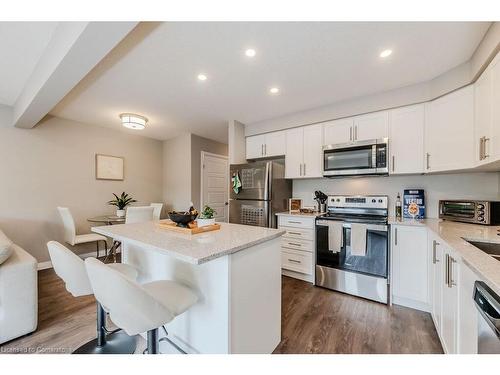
353,111,389,141
323,118,353,145
246,131,286,159
285,124,322,179
424,85,475,173
389,104,425,175
475,51,500,165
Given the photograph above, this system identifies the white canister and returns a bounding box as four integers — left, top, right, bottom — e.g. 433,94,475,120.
116,209,125,218
197,218,215,227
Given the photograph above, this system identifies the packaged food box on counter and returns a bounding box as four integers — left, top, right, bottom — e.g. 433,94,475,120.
403,189,425,219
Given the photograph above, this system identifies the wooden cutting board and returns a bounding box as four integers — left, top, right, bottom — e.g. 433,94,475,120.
157,219,221,235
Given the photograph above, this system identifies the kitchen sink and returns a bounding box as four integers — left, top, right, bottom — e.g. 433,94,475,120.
466,240,500,261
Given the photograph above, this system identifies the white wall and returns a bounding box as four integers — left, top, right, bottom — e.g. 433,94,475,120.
0,116,163,262
292,173,500,218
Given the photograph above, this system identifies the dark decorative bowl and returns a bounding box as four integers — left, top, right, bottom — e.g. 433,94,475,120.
168,211,198,227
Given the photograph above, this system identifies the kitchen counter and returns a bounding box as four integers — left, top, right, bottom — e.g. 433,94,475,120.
92,221,284,265
276,211,325,218
389,217,500,295
92,221,283,354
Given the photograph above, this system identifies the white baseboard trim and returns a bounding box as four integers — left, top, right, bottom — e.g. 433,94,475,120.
37,248,121,271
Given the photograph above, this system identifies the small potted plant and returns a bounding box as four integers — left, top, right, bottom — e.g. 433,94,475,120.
108,192,137,217
197,205,216,227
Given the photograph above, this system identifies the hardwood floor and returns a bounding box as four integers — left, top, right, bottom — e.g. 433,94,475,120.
1,270,442,354
274,276,443,354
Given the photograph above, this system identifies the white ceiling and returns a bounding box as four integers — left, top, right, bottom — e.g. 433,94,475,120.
0,22,58,106
50,22,490,143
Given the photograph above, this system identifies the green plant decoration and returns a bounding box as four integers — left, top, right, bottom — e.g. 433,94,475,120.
108,192,137,210
200,205,216,219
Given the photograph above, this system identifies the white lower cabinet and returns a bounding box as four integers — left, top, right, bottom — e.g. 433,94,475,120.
391,225,429,311
278,215,315,283
393,224,481,354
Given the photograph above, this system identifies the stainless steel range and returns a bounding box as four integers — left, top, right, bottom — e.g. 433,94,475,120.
315,195,389,304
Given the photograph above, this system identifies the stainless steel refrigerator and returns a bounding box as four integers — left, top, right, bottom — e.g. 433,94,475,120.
229,159,292,228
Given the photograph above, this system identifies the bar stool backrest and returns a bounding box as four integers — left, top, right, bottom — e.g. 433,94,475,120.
47,241,92,297
85,258,175,336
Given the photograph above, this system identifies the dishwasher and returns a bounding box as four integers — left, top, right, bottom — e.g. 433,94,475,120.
473,281,500,353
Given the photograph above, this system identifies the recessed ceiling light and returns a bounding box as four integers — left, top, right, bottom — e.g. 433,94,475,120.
269,87,280,95
197,74,207,81
120,113,148,130
379,49,393,58
245,48,256,57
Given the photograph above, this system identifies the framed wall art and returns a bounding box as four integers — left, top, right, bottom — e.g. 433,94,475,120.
95,154,124,181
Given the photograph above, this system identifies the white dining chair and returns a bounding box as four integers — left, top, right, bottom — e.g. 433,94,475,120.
57,207,108,258
125,206,154,224
150,203,163,221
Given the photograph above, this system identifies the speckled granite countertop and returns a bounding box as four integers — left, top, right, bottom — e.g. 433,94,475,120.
389,217,500,295
92,222,284,265
276,211,325,218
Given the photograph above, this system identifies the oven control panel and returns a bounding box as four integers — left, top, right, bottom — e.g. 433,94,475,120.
328,195,388,209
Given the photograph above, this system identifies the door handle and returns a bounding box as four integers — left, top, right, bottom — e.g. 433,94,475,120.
392,155,395,172
299,163,303,176
432,240,440,264
288,259,301,264
288,242,302,247
264,144,267,156
449,256,456,287
445,253,449,286
479,137,485,160
261,144,264,156
394,227,398,245
303,163,306,176
426,153,430,170
350,127,353,141
354,125,358,141
287,231,302,236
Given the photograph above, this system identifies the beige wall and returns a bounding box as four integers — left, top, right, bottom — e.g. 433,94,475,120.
162,133,228,212
162,133,192,212
190,134,228,209
0,116,163,262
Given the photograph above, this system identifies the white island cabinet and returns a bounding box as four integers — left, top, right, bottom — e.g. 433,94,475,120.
92,221,284,354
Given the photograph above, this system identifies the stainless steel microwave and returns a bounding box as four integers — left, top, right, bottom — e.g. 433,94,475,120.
439,200,500,225
323,138,389,177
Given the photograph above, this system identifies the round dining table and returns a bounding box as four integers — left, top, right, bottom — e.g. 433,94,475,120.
87,215,125,262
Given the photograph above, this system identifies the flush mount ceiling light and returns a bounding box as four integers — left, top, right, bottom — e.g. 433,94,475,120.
120,113,148,130
379,49,393,58
269,87,280,95
197,73,208,81
245,48,256,57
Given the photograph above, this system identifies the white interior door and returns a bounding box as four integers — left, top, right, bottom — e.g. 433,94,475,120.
201,152,229,222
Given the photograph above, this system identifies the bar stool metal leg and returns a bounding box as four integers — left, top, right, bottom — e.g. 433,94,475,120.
73,303,137,354
146,328,159,354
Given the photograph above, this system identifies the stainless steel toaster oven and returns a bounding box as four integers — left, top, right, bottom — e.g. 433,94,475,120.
439,200,500,225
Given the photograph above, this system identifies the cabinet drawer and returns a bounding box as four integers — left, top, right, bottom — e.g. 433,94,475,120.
281,237,314,252
278,216,315,229
280,226,315,241
281,249,313,275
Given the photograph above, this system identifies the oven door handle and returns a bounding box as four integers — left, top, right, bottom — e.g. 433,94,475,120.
316,220,387,232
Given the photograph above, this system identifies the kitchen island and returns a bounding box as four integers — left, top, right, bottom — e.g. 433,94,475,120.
92,221,284,354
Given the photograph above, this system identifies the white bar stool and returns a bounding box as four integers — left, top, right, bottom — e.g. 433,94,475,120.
47,241,138,354
85,257,198,354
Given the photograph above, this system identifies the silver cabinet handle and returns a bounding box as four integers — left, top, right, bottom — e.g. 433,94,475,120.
264,144,267,156
288,231,302,236
288,242,302,247
288,220,302,224
394,227,398,245
432,240,440,264
303,163,306,176
484,137,490,159
349,126,353,141
354,125,358,141
479,137,485,160
445,253,450,287
449,256,456,287
288,259,301,264
426,153,430,170
261,144,264,156
392,155,395,172
299,163,303,176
